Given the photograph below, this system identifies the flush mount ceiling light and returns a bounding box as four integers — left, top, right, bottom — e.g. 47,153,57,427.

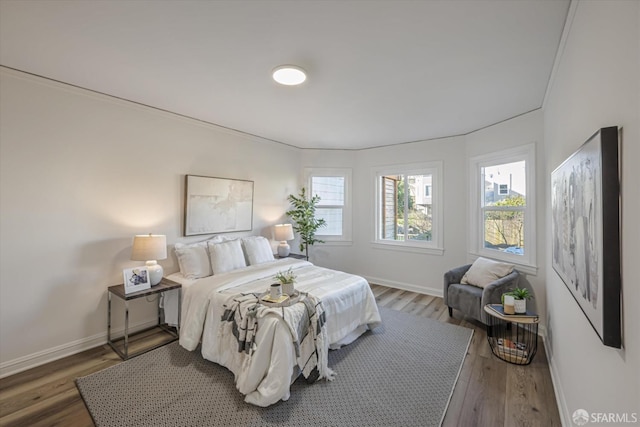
272,65,307,86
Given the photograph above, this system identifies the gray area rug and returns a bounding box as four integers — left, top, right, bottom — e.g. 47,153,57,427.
76,307,473,427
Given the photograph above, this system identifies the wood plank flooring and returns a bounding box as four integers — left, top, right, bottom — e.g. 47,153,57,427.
0,285,561,426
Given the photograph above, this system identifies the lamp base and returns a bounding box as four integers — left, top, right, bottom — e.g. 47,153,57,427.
146,260,164,286
277,242,291,257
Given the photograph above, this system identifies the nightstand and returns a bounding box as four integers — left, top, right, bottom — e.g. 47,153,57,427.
107,277,181,360
277,253,307,260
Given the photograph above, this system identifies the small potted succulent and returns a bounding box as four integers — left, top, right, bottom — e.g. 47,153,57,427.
275,268,296,296
508,287,533,314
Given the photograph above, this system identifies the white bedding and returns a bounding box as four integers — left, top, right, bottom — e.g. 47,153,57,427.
165,258,381,406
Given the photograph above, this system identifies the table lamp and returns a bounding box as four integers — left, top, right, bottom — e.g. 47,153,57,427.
273,224,294,257
131,234,167,286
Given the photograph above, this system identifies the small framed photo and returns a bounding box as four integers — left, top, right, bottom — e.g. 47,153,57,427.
123,266,151,294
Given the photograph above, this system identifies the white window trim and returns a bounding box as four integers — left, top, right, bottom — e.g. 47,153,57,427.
372,161,444,255
304,167,352,244
469,143,537,274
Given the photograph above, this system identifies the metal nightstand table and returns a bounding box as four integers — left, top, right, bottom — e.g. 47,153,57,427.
107,277,181,360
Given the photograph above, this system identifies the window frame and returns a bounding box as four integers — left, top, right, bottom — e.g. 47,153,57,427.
304,167,352,244
469,143,537,273
373,161,444,255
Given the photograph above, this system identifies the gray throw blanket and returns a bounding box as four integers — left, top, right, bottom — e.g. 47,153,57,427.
221,292,335,382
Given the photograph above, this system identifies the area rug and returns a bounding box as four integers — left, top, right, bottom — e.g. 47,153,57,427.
76,307,473,427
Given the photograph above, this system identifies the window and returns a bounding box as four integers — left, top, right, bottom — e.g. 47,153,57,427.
374,162,443,254
470,144,536,272
305,168,352,243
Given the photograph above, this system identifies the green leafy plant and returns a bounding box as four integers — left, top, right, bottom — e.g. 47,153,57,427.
286,187,327,260
505,287,533,301
275,268,296,285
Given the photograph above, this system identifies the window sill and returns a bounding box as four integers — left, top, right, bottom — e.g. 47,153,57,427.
318,240,353,247
371,241,444,256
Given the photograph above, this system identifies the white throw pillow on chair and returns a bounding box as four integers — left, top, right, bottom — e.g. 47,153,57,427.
460,257,514,288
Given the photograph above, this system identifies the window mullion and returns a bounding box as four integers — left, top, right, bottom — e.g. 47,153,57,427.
403,174,409,240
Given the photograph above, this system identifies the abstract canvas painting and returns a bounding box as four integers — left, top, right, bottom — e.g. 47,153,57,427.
551,126,621,348
184,175,254,236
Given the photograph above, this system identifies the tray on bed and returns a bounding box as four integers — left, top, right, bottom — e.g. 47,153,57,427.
259,291,303,307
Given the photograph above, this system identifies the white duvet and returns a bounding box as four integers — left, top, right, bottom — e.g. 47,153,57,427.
174,258,381,406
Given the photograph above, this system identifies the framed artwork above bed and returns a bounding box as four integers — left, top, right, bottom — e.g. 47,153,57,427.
550,126,621,348
184,175,254,236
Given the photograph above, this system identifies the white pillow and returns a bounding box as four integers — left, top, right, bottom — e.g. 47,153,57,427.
207,239,247,274
242,236,275,265
460,257,515,288
174,242,212,279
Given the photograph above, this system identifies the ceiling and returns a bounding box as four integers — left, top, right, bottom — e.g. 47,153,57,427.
0,0,570,150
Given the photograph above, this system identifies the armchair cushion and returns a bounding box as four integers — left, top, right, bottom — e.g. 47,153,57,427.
460,257,515,288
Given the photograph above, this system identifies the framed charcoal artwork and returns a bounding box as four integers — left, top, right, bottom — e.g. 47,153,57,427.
551,126,621,348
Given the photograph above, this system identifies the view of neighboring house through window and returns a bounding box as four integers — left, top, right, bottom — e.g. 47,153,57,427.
381,174,433,241
470,143,536,271
375,162,443,254
482,161,526,255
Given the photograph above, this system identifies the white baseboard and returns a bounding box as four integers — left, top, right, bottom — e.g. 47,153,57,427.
0,319,158,379
364,275,444,298
540,330,570,427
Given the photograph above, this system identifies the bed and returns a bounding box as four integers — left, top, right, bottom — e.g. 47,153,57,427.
162,236,381,407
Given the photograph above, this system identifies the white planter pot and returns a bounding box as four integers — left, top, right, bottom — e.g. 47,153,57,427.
282,282,295,296
514,299,527,314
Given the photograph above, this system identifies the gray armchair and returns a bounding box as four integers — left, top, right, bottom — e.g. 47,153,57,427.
444,264,520,324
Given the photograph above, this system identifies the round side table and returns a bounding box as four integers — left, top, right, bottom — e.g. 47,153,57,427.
484,304,539,365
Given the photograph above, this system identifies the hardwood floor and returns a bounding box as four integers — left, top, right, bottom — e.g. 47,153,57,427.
0,285,561,426
370,284,561,427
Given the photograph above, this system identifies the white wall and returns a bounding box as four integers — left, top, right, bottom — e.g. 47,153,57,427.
0,68,301,376
298,149,357,272
303,136,468,295
465,110,548,322
543,0,639,423
303,112,545,300
352,136,469,295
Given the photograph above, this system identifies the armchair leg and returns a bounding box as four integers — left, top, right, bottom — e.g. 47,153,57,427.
448,307,453,317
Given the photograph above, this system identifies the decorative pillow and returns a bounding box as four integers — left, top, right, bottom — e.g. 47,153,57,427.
174,242,212,279
460,257,515,288
242,236,275,265
207,239,247,274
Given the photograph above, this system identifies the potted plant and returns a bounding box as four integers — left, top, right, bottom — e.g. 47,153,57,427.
509,287,533,314
286,187,327,260
275,268,296,296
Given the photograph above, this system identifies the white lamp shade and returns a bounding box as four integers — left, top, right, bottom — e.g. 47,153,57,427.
131,234,166,286
273,224,294,241
131,234,167,261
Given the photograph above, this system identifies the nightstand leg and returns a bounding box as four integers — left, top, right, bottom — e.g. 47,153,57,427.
124,300,129,359
107,291,112,343
177,289,181,334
